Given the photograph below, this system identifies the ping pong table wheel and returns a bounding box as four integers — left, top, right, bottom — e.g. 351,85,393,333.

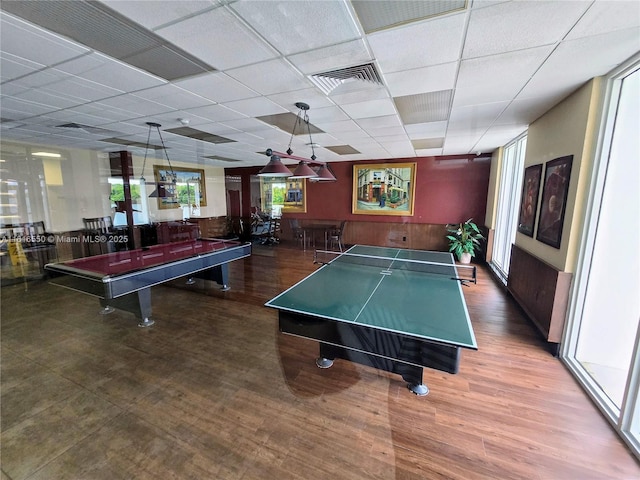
316,357,334,369
99,305,115,315
408,383,429,396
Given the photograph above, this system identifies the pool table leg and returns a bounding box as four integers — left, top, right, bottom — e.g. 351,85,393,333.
136,288,154,328
195,264,230,291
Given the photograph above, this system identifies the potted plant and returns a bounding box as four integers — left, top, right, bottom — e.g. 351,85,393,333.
446,219,485,264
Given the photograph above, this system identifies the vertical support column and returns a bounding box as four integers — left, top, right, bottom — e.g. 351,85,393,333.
109,151,137,249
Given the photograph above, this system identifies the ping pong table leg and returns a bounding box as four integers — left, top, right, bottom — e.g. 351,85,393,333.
400,365,429,396
317,343,335,368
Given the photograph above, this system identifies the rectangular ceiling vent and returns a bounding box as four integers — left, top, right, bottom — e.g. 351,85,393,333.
56,123,117,135
310,63,384,94
1,0,217,81
100,138,163,150
256,112,324,135
325,145,360,155
164,127,236,144
203,156,242,162
352,0,467,34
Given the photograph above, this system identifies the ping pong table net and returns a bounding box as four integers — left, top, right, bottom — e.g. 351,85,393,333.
313,249,477,285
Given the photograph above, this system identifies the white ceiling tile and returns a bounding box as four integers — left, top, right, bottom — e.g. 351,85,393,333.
226,59,306,96
230,0,360,56
175,72,259,103
329,81,389,105
13,88,87,111
356,115,402,130
405,121,448,139
102,1,218,30
180,104,247,123
132,85,210,110
453,45,554,107
288,39,372,75
340,98,397,119
520,27,640,100
220,118,274,133
223,97,287,117
363,125,407,138
156,7,277,70
0,52,44,81
5,68,68,89
382,142,416,157
267,89,335,110
448,101,509,131
97,95,173,117
473,125,528,152
334,130,372,142
368,13,466,73
463,0,590,59
314,119,363,134
0,96,60,117
79,54,166,92
442,135,479,154
304,105,350,123
384,62,458,97
566,0,640,40
415,148,443,156
0,12,89,65
44,77,122,102
495,97,555,127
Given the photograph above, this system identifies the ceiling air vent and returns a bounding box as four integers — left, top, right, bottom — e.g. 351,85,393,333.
56,123,117,135
310,63,384,94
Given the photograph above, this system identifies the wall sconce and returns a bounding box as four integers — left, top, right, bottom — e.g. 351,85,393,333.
258,102,336,181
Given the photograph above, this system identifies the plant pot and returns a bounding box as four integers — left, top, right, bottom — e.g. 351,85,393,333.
459,252,472,264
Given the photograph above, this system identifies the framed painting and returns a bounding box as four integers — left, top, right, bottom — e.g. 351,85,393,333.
258,174,307,216
536,155,573,248
153,165,207,210
282,176,306,213
352,162,416,216
517,164,542,237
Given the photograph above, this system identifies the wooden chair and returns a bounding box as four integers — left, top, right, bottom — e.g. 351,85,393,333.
255,217,281,245
82,216,116,255
328,220,346,252
82,216,114,234
289,219,308,250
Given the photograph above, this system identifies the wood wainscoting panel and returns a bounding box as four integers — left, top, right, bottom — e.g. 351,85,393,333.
507,244,572,351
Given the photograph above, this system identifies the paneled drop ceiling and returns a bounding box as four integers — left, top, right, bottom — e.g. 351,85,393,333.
1,0,638,168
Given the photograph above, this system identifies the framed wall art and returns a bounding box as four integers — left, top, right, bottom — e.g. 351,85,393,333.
153,165,207,210
536,155,573,248
352,162,416,216
517,163,542,237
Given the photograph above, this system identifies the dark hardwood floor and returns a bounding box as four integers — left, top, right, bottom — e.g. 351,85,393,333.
1,242,638,479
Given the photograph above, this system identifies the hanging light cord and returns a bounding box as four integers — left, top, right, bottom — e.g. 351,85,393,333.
154,124,177,183
140,125,152,182
304,109,317,161
286,107,303,155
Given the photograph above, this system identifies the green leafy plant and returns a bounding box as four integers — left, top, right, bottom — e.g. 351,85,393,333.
446,219,485,259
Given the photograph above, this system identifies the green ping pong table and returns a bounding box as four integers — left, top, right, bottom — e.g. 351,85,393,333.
265,245,478,395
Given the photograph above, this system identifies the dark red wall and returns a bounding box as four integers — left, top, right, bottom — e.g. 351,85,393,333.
226,154,491,226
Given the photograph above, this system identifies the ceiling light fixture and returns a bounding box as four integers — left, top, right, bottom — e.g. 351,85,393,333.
259,102,336,181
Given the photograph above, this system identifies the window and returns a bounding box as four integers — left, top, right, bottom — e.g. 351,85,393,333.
563,58,640,459
490,134,527,283
108,178,149,226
